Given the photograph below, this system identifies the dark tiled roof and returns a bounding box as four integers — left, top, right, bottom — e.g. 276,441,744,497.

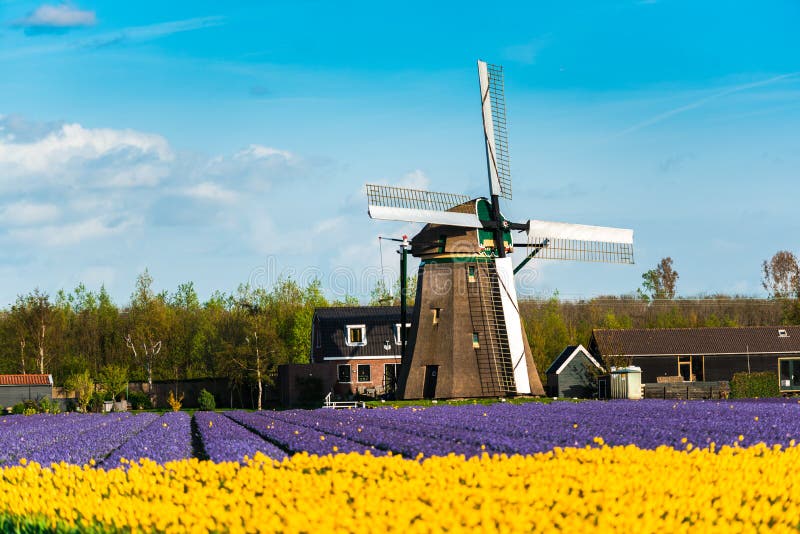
592,326,800,356
313,306,404,360
545,345,579,375
0,374,53,386
545,345,602,374
314,306,400,322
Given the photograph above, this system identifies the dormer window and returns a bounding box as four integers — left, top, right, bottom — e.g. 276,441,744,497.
345,324,367,346
394,323,412,345
779,329,789,338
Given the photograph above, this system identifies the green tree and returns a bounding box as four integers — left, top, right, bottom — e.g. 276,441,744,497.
64,371,95,412
526,294,573,382
639,257,679,300
168,281,205,379
762,250,800,299
99,364,128,401
125,270,169,388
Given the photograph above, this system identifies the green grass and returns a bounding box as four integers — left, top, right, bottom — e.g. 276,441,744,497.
0,515,114,534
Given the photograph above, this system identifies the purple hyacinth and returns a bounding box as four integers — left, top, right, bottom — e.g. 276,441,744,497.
195,411,286,462
103,411,192,467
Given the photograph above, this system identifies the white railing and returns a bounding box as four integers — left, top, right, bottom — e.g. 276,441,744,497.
322,392,366,409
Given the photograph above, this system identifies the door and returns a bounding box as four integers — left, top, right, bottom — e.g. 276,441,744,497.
423,365,439,399
678,356,692,381
692,355,704,381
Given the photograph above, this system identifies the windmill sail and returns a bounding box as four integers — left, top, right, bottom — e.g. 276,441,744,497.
366,184,481,228
525,219,634,263
478,60,512,200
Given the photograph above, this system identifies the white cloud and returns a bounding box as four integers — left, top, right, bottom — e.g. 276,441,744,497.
397,169,429,190
203,143,302,194
0,119,172,189
81,16,225,49
8,216,134,247
234,144,293,161
616,72,800,137
0,201,59,225
183,182,238,203
16,4,96,29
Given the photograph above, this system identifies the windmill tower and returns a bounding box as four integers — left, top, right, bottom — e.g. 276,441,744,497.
366,61,634,399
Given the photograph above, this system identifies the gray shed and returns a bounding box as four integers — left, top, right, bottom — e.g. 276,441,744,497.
545,345,604,398
0,374,54,408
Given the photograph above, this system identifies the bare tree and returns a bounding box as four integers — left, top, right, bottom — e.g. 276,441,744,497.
19,339,26,375
762,251,800,298
10,289,57,374
238,332,268,411
125,333,162,389
640,257,679,300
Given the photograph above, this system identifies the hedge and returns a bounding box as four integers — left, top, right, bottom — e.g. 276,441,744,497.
730,371,780,398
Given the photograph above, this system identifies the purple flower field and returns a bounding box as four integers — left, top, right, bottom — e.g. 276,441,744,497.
2,399,800,467
195,411,286,462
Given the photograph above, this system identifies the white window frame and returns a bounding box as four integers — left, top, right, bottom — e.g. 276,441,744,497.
393,323,412,345
337,364,352,383
356,364,372,383
345,324,367,347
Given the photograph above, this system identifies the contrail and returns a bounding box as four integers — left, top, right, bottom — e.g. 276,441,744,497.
616,72,800,137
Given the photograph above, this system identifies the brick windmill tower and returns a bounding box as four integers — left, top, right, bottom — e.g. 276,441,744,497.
366,61,634,399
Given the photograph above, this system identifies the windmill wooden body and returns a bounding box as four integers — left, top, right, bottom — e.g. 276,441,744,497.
366,61,634,399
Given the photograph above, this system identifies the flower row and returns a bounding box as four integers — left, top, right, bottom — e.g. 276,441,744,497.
3,443,800,532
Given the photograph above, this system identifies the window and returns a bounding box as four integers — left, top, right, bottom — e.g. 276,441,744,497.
384,363,401,392
432,308,441,325
357,364,371,383
393,323,411,345
472,332,480,348
315,326,321,348
779,329,789,338
338,364,351,383
779,358,800,391
468,265,476,283
345,324,367,346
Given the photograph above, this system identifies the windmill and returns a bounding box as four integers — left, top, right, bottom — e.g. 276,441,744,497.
366,60,634,399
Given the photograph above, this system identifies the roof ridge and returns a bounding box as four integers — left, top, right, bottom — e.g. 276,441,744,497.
594,325,799,332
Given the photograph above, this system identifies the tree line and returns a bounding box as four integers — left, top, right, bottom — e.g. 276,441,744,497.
0,270,331,387
521,251,800,379
1,251,798,386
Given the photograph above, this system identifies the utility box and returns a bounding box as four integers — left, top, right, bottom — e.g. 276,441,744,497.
610,366,642,400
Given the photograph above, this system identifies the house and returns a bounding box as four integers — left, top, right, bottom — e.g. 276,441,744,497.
0,374,54,408
545,345,604,398
590,326,800,392
278,306,408,405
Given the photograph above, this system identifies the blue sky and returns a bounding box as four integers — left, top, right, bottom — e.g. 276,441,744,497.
0,1,798,305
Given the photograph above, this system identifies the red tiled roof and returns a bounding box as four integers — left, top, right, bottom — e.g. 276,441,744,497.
592,326,800,356
0,374,53,386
